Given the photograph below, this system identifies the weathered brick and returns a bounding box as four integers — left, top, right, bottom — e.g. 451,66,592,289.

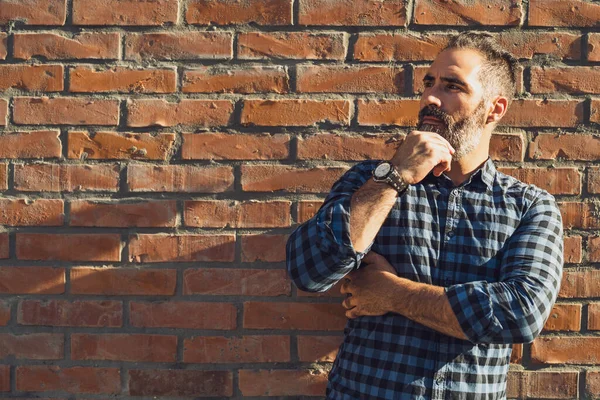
560,270,600,298
297,65,404,94
0,333,63,360
0,99,6,126
16,234,121,262
238,32,346,60
127,99,233,127
564,236,582,264
183,268,290,296
0,199,63,226
244,302,346,330
70,267,176,296
357,99,420,126
0,365,7,391
128,370,233,397
586,371,600,397
299,0,406,26
354,33,448,62
0,301,10,326
241,234,288,262
129,234,235,263
588,303,600,330
531,67,600,94
14,97,119,126
529,0,600,27
239,369,328,396
0,234,7,260
587,236,600,262
186,0,291,25
589,167,600,194
497,167,580,195
70,66,176,93
241,165,347,193
501,100,583,127
18,299,122,327
0,267,64,294
130,301,236,330
413,0,521,25
0,164,6,191
530,134,600,161
560,202,600,229
511,344,523,364
14,32,120,60
127,165,234,193
526,371,579,399
298,335,343,362
184,336,290,363
543,303,581,331
14,164,120,192
16,366,120,393
298,133,398,161
532,337,600,364
182,132,289,160
0,64,63,91
184,200,290,228
125,32,232,61
0,33,6,59
490,133,524,162
68,131,175,160
0,0,66,25
183,66,289,93
73,0,178,25
70,200,177,228
0,130,61,158
297,200,323,223
496,31,582,60
71,334,177,362
242,99,351,126
588,34,600,62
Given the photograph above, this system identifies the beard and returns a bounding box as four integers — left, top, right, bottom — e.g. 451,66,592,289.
416,100,487,160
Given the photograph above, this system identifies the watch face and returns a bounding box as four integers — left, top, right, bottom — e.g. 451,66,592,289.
374,162,391,178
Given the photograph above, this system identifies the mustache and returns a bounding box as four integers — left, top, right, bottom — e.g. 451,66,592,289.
418,105,452,126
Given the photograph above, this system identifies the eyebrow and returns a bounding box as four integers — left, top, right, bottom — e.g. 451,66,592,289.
423,73,470,89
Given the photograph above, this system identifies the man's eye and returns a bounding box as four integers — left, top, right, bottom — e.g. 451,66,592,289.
447,84,461,90
423,81,433,87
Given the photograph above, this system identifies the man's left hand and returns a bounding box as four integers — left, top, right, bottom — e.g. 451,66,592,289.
340,251,399,319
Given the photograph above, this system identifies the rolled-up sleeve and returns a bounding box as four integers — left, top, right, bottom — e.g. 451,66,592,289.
445,192,564,344
286,161,377,292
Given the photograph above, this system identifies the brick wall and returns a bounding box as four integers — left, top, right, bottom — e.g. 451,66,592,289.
0,0,598,398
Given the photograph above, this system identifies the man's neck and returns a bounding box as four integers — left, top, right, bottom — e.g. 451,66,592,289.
443,151,489,187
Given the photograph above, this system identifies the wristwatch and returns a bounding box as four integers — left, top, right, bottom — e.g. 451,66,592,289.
372,161,409,194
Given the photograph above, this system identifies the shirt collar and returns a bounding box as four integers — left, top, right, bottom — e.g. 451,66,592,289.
423,157,496,189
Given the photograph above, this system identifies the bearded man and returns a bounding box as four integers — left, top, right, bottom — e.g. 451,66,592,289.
286,32,564,399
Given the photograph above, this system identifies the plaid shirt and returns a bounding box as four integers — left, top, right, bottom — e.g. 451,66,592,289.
286,158,564,399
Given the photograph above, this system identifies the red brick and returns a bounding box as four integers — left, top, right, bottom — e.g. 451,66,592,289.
490,133,524,162
0,301,10,326
183,66,288,93
238,32,346,60
564,236,582,264
560,270,600,298
0,365,7,391
354,33,448,62
511,344,523,364
531,67,600,94
532,337,600,364
70,267,176,296
128,370,233,397
496,31,581,60
16,234,121,262
0,199,63,226
239,369,328,396
0,164,6,191
507,370,524,398
14,32,120,60
14,97,119,126
589,167,600,193
0,233,7,259
0,64,63,91
0,130,61,158
497,167,580,195
184,335,290,363
241,99,351,126
357,99,420,126
14,164,119,192
588,303,600,330
0,267,64,294
241,165,347,193
298,133,398,161
68,131,175,160
299,0,406,26
73,0,177,25
130,301,236,329
125,32,232,61
129,234,235,263
183,268,290,296
526,371,579,399
182,132,289,160
502,100,583,127
244,302,346,330
560,202,600,229
71,200,177,228
586,371,600,397
530,134,600,161
0,333,63,360
592,99,600,124
184,200,290,228
412,65,430,95
70,66,176,93
529,0,600,27
18,300,122,327
298,335,342,362
297,201,323,223
71,334,176,362
0,33,5,59
127,165,234,193
127,99,233,127
297,65,403,94
241,234,288,262
587,236,600,262
414,0,521,25
543,303,581,331
0,0,66,25
186,0,291,25
0,99,6,126
588,34,600,62
16,366,120,393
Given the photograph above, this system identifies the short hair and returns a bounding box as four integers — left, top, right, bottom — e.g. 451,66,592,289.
442,32,519,107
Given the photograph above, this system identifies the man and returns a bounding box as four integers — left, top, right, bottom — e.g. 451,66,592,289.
286,32,564,399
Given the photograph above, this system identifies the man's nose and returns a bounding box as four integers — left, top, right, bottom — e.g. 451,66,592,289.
423,92,442,108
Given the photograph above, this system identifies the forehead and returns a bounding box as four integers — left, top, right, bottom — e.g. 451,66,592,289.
426,48,485,89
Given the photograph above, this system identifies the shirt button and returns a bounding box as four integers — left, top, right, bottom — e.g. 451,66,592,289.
447,230,455,237
435,376,444,385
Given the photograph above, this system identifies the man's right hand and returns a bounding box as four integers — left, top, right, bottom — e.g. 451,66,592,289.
391,131,455,185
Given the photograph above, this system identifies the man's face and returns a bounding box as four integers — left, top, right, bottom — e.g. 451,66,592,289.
417,48,491,159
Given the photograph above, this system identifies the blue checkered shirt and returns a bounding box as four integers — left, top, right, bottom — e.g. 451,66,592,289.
286,158,564,399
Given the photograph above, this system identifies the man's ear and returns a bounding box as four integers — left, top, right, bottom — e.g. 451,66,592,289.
486,95,508,124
